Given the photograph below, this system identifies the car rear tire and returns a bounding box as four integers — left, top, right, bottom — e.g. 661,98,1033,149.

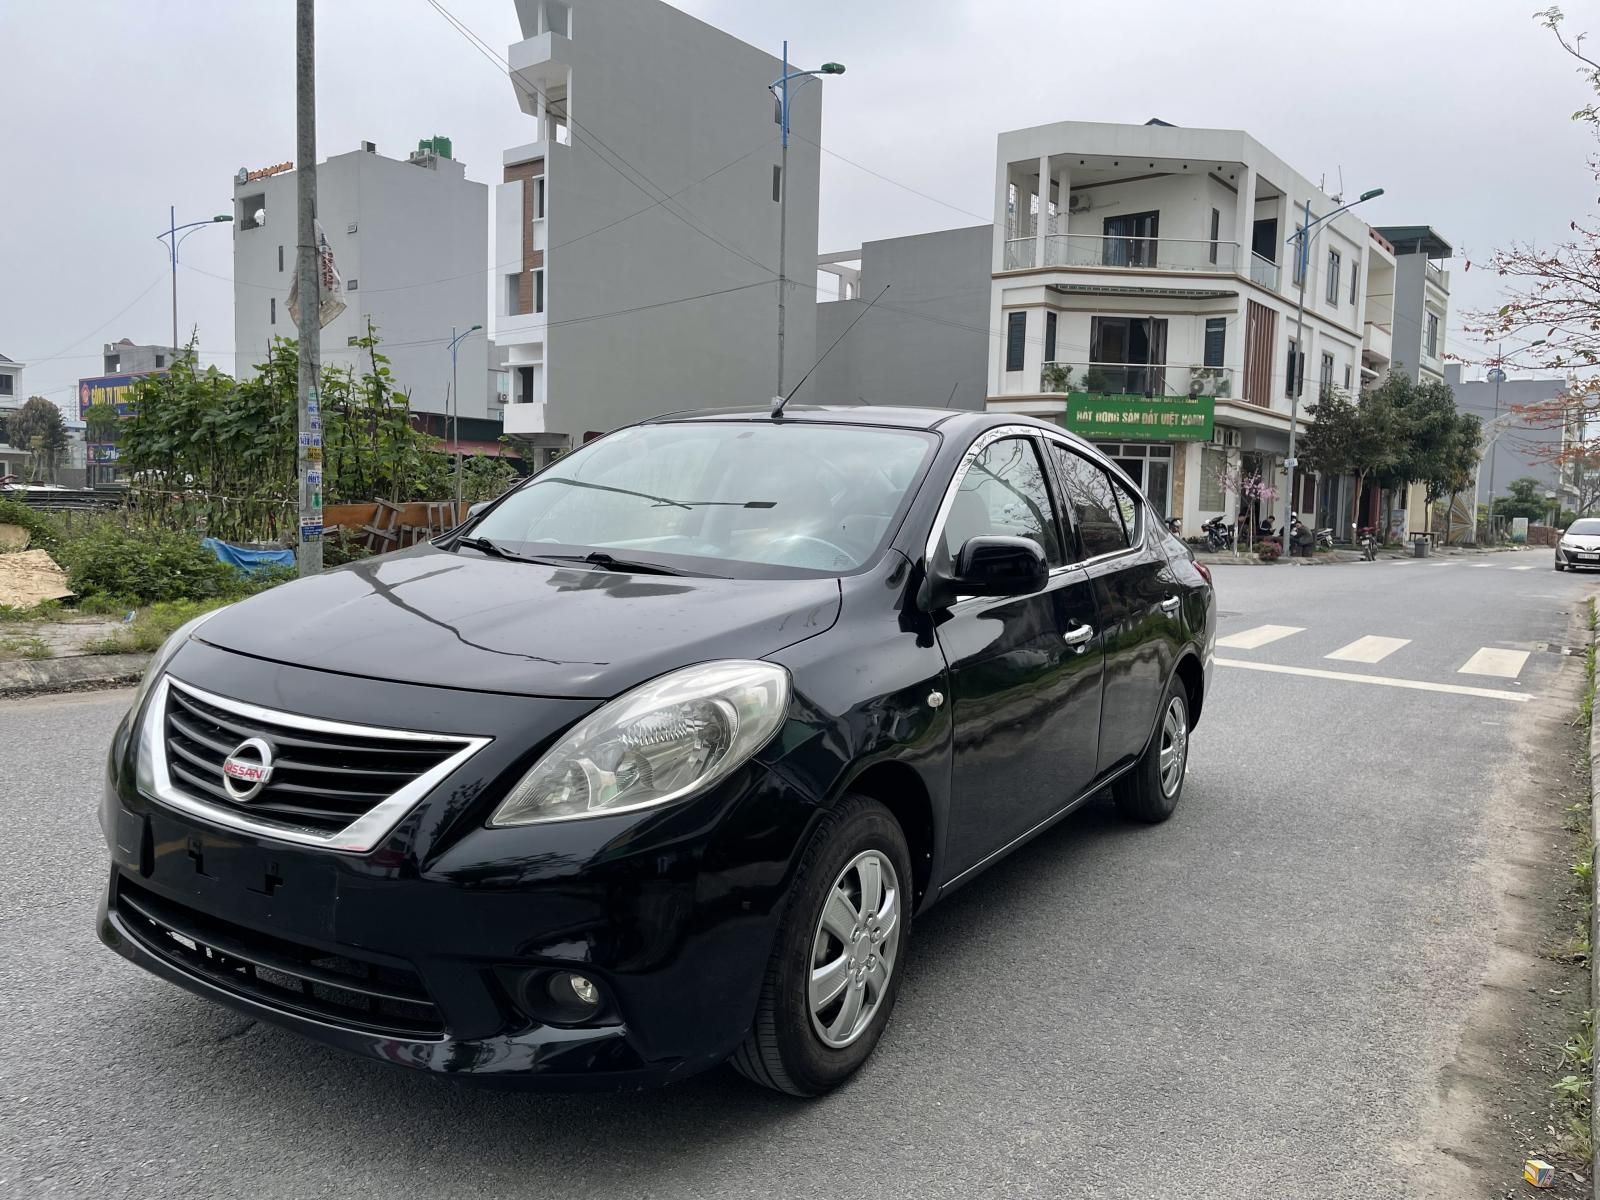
730,795,911,1097
1113,678,1190,824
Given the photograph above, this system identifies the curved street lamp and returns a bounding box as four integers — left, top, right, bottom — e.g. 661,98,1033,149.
447,324,484,513
158,208,233,353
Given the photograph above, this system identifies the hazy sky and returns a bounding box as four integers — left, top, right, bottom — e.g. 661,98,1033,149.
3,0,1594,415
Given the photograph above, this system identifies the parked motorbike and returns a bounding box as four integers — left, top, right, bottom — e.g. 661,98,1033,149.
1164,516,1182,536
1314,527,1334,550
1357,525,1379,561
1201,516,1233,552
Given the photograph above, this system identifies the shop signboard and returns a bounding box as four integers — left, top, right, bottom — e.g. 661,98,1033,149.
1062,393,1215,442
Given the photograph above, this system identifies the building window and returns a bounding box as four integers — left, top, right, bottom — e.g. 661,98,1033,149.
772,165,781,203
240,193,266,230
1426,312,1439,357
1005,312,1026,372
1291,226,1306,286
0,375,12,397
1343,363,1352,392
1044,311,1057,363
1286,338,1304,397
1204,317,1226,368
347,278,358,291
155,354,165,368
278,245,284,273
535,178,546,219
270,297,276,325
774,94,782,124
535,268,545,315
1326,250,1341,305
1320,351,1335,397
1102,211,1159,267
105,355,120,374
506,274,522,316
1209,208,1220,265
1350,261,1358,304
517,366,535,405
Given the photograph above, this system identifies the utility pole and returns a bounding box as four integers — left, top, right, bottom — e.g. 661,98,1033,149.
295,0,323,576
776,40,789,398
169,206,179,352
1485,349,1504,545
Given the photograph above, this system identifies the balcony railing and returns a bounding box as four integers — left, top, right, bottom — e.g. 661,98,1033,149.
1003,238,1036,271
1042,234,1238,273
1039,361,1234,399
1425,260,1448,292
1249,252,1280,289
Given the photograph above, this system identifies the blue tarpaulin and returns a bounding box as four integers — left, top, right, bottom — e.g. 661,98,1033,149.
201,538,295,576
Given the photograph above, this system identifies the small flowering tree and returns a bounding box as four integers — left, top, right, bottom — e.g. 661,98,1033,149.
1208,462,1279,551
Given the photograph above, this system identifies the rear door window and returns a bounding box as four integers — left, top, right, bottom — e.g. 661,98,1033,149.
1048,443,1131,559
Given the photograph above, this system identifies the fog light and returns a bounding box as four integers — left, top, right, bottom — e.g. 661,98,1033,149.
517,968,607,1026
567,973,599,1007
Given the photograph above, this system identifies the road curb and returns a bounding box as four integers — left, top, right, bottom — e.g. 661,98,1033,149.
1591,624,1599,1200
0,652,150,698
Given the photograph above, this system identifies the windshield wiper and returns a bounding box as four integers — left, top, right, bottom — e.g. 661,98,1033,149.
538,477,774,510
454,536,560,566
529,551,714,577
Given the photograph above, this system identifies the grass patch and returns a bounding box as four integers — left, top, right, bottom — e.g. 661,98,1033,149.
0,599,64,623
1557,1010,1595,1164
81,598,236,656
0,633,53,661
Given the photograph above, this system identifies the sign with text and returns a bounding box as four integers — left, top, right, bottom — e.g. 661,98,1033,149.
78,373,154,420
1061,393,1215,442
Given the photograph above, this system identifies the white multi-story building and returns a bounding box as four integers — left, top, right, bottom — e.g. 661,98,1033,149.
1374,225,1452,386
495,0,821,456
985,119,1396,535
231,141,489,425
0,353,22,408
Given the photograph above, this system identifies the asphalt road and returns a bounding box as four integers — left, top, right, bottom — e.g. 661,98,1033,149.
2,551,1595,1199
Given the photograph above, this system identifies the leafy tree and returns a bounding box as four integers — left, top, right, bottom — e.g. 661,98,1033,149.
1299,387,1398,535
83,402,120,443
9,396,67,483
1495,476,1556,522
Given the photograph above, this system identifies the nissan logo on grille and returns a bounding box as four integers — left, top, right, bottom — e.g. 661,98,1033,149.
221,737,275,802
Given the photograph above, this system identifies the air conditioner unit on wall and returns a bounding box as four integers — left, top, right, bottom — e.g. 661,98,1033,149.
1211,428,1241,448
1067,194,1092,214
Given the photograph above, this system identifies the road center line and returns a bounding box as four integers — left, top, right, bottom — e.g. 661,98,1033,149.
1215,658,1530,702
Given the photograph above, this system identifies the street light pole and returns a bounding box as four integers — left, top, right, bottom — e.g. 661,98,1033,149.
447,324,483,516
157,209,233,353
1282,187,1384,548
768,49,844,399
294,0,323,577
1486,349,1505,544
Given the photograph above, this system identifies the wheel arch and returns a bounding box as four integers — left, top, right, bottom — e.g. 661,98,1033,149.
839,760,936,913
1172,649,1205,729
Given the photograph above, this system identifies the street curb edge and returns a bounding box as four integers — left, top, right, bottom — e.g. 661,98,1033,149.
1590,618,1599,1200
0,652,152,698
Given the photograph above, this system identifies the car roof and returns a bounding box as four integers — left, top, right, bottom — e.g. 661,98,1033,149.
644,404,1057,435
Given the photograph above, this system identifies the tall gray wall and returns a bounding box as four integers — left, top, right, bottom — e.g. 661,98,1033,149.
1445,364,1571,504
544,0,820,436
1389,255,1427,383
809,225,993,410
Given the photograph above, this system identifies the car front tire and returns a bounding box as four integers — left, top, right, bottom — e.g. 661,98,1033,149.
1113,678,1191,824
730,794,912,1097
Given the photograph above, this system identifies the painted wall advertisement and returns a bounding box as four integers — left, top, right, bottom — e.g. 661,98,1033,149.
1061,393,1215,442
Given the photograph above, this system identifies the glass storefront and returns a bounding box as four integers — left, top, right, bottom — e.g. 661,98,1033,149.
1101,442,1172,517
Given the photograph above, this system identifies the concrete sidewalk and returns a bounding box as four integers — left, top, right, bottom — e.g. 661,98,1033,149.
1194,542,1537,568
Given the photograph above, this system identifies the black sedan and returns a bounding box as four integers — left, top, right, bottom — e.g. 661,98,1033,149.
98,407,1215,1096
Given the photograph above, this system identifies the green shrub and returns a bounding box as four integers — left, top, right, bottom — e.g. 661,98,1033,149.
0,499,64,555
84,598,236,655
61,522,241,604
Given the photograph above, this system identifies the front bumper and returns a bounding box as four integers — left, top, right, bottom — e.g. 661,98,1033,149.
1558,546,1600,568
96,641,824,1088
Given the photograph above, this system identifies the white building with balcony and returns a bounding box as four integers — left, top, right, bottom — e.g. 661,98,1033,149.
985,119,1386,535
1374,226,1452,386
495,0,822,456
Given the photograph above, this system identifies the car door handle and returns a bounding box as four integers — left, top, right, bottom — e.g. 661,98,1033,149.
1159,596,1181,613
1063,623,1095,648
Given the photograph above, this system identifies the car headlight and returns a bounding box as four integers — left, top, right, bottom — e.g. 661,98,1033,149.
126,607,228,721
490,660,791,826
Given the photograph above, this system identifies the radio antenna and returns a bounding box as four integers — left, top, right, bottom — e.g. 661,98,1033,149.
771,284,890,419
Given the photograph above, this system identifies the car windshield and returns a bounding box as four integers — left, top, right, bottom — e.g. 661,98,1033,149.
1569,519,1600,536
467,420,937,577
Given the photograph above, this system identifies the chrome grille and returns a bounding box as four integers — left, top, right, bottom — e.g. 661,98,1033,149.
144,677,490,852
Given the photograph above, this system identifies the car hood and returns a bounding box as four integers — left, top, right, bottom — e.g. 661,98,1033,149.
195,545,841,698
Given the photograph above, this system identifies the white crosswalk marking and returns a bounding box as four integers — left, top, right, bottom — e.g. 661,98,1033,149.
1215,624,1304,650
1325,635,1411,664
1429,561,1454,567
1458,647,1531,679
1470,563,1497,569
1509,565,1537,571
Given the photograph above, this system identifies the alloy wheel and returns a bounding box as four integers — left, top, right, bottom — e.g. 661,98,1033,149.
808,849,901,1049
1158,695,1189,798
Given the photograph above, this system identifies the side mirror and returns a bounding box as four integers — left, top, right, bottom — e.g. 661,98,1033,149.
953,535,1048,597
467,501,490,519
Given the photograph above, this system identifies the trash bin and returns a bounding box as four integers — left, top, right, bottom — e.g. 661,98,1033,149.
1411,536,1430,558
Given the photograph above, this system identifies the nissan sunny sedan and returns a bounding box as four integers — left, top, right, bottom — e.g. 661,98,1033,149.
97,406,1215,1096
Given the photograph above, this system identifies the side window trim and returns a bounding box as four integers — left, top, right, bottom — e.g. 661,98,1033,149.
1041,434,1147,566
924,425,1064,571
